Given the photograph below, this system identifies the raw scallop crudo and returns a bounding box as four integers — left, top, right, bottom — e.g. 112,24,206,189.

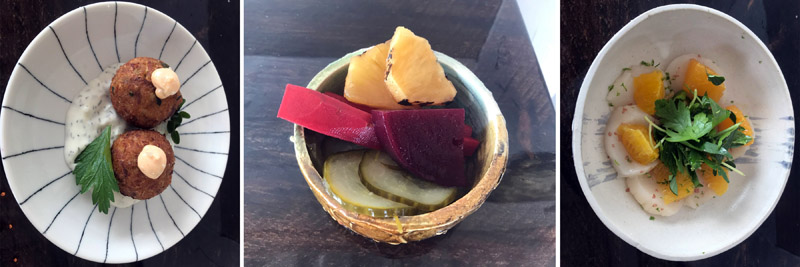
604,55,755,217
277,26,480,218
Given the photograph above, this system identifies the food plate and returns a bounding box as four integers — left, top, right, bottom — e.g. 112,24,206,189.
571,4,793,261
0,2,230,263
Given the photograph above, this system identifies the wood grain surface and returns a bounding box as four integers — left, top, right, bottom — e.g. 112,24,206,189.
243,0,555,265
561,0,800,265
0,0,240,266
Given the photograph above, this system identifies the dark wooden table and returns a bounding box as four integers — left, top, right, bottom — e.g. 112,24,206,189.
561,0,800,265
243,0,555,265
0,0,240,265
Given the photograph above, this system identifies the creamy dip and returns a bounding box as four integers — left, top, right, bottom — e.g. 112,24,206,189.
64,63,137,208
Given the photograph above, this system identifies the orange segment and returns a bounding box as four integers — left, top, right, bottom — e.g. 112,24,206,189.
717,105,754,146
617,123,659,164
699,164,728,196
651,163,694,204
683,58,725,102
633,70,665,115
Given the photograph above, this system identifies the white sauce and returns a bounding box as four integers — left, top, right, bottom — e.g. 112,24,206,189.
64,63,138,208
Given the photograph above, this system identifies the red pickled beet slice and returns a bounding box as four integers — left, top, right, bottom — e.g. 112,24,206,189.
277,84,381,149
463,125,473,137
463,137,479,156
323,92,373,112
372,109,467,187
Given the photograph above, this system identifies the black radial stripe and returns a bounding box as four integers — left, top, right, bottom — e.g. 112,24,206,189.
2,106,66,126
114,2,120,62
178,108,228,128
20,171,71,205
159,21,177,60
103,207,117,263
180,60,211,88
49,26,87,85
159,195,184,236
2,145,63,160
180,130,230,135
130,206,138,261
175,146,228,155
74,203,98,255
181,84,222,111
170,185,201,218
145,200,165,251
175,156,223,180
84,7,102,71
43,191,80,234
174,40,196,71
174,170,215,197
134,7,148,58
17,64,71,103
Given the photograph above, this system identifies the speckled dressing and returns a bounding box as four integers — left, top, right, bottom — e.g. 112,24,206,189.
64,63,137,208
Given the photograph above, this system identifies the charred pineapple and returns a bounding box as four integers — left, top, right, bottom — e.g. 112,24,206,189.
385,27,456,107
344,42,411,110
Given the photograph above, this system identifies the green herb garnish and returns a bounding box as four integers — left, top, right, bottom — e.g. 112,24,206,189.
648,89,751,195
641,59,659,67
73,126,119,214
167,99,191,144
622,67,631,71
706,71,725,86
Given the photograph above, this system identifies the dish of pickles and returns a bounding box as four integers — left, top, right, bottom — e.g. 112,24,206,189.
278,27,480,218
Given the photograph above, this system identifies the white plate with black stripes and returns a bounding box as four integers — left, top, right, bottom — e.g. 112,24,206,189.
0,2,230,263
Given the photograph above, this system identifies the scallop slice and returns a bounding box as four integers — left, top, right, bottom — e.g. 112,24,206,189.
684,185,715,209
606,64,666,107
665,54,724,94
604,105,658,177
685,165,729,208
626,172,683,216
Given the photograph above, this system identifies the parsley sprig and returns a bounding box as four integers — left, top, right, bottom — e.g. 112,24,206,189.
167,99,191,144
646,81,751,196
73,126,119,214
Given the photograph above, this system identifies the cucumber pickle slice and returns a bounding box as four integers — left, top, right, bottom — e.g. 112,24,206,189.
359,150,457,212
323,150,414,217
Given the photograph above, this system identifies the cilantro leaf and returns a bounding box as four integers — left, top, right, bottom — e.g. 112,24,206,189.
651,91,750,196
655,99,713,142
698,95,731,127
707,73,725,85
73,126,119,214
669,175,678,195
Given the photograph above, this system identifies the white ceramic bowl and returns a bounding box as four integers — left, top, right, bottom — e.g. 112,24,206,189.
0,2,230,263
572,4,793,261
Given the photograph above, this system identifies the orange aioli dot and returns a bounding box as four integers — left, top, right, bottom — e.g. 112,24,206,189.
137,145,167,179
151,68,180,99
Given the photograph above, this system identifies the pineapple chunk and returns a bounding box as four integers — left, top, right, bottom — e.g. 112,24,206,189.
385,27,456,107
344,42,411,110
